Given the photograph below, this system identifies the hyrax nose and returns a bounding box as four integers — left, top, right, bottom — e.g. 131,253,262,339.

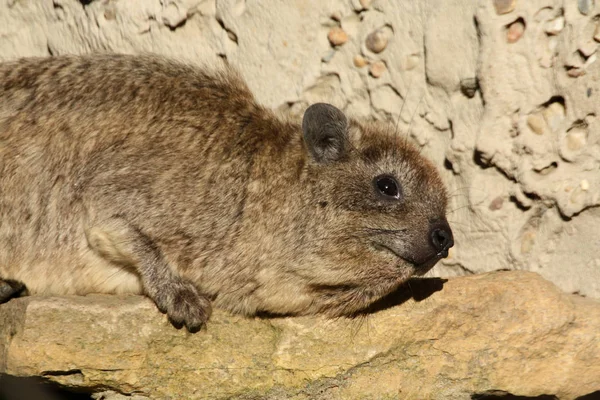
429,219,453,258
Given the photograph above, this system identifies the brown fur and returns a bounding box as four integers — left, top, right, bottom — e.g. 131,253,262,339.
0,54,452,331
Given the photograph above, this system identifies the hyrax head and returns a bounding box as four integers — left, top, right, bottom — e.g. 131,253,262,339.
298,103,453,316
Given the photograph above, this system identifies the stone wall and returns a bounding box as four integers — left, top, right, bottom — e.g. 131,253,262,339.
2,0,598,298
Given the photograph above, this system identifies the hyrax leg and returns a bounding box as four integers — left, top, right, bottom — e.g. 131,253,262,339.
85,217,211,332
0,279,27,303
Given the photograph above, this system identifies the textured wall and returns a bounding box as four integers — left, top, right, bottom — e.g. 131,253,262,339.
1,0,599,298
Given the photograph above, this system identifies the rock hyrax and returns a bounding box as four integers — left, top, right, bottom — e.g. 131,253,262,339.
0,54,453,331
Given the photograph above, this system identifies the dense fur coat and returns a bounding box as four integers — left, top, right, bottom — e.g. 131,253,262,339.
0,54,453,331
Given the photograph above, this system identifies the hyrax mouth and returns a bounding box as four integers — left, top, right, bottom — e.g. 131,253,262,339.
372,218,454,275
374,243,442,274
411,257,443,276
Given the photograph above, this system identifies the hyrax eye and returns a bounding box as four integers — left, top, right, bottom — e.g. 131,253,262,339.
374,175,402,200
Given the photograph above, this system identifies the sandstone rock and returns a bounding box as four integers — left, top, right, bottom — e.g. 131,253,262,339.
1,272,599,399
0,0,600,337
567,50,586,69
493,0,516,15
567,67,587,77
527,113,547,135
561,126,588,161
542,100,566,132
578,0,595,15
460,77,479,98
580,179,590,191
489,195,505,210
579,41,598,58
369,60,386,78
359,0,372,9
401,54,420,70
545,16,565,35
365,28,388,53
353,54,368,68
321,49,336,63
585,52,598,67
594,23,600,42
506,19,525,43
567,128,587,151
327,26,348,46
161,2,188,30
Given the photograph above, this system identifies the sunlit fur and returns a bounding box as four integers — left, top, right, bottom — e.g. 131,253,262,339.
0,54,449,327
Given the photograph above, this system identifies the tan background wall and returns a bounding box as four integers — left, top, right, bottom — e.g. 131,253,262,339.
2,0,599,298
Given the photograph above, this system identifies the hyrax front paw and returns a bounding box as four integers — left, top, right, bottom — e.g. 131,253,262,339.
153,280,212,333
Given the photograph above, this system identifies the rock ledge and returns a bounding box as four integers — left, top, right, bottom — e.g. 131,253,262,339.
1,271,599,399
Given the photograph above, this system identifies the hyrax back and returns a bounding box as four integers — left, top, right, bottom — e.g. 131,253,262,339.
0,54,453,331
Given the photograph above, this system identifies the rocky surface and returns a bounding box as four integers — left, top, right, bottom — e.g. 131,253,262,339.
2,0,599,299
0,271,599,399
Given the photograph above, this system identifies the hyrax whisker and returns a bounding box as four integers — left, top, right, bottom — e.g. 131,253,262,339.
398,80,414,153
410,95,426,156
446,219,471,228
447,204,474,215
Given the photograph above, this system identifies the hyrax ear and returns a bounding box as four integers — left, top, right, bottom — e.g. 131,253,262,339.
302,103,349,163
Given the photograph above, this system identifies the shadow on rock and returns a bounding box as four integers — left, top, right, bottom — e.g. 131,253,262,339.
352,277,447,316
255,277,447,319
0,374,92,400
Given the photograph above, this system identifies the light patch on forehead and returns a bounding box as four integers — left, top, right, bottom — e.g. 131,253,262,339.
348,119,434,186
378,155,422,187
